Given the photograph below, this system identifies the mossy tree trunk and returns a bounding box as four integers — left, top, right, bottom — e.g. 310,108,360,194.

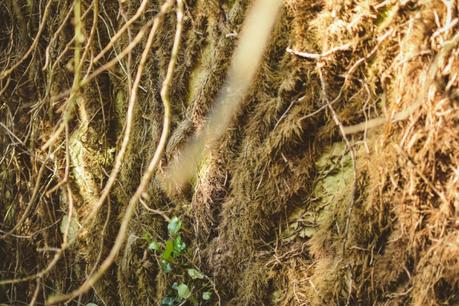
1,0,458,305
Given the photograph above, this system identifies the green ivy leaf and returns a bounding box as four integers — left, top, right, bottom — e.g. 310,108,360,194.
202,291,212,300
148,241,161,251
161,260,172,273
176,283,191,299
173,235,186,255
162,240,174,260
161,296,176,306
167,217,182,236
187,268,204,280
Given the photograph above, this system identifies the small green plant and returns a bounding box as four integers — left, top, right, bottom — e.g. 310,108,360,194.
144,217,213,305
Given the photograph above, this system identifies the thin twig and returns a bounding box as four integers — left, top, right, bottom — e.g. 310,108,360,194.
0,0,53,79
93,0,148,63
86,0,174,224
0,185,75,286
342,31,459,135
40,0,86,151
28,279,41,306
139,198,171,222
0,155,49,239
41,17,154,152
287,43,352,60
42,5,75,71
46,0,182,303
298,30,393,122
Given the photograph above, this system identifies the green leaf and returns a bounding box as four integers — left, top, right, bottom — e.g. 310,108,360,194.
190,295,199,305
161,260,172,273
173,235,186,255
202,291,212,300
187,268,204,280
148,241,161,251
162,240,174,260
161,296,176,306
176,283,191,299
143,232,153,243
86,304,99,306
167,217,182,236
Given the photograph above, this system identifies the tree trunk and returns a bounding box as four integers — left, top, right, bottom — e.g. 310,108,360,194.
1,0,458,305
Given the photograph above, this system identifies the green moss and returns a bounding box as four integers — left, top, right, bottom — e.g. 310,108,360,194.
189,151,212,191
115,89,127,124
69,125,113,207
69,127,99,204
281,142,354,243
60,214,80,245
314,142,353,207
186,43,213,106
374,3,399,30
